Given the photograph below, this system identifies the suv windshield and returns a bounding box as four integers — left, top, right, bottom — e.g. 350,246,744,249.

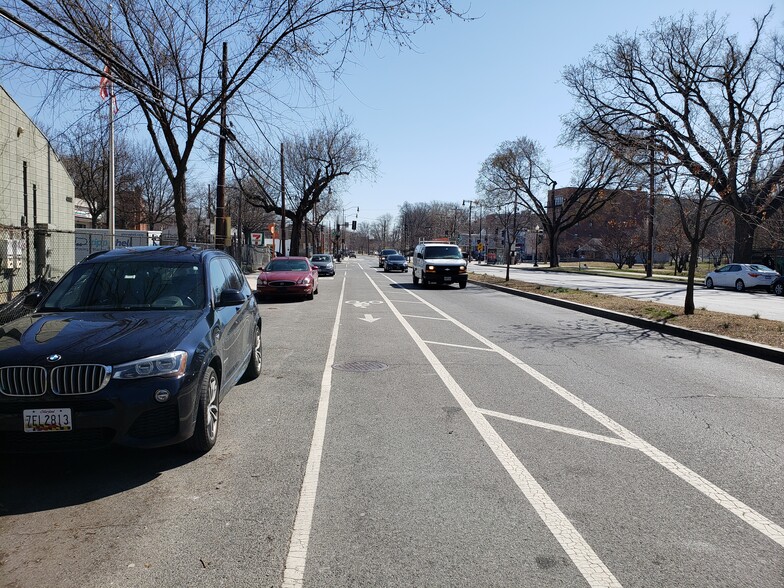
424,246,463,259
42,261,205,311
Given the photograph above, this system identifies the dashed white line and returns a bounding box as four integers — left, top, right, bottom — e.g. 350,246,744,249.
423,341,496,352
478,408,634,448
400,283,784,550
281,275,348,587
400,314,451,321
366,273,623,588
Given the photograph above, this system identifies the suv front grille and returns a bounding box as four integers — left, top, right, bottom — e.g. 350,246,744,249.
51,365,111,395
0,367,47,397
0,365,111,397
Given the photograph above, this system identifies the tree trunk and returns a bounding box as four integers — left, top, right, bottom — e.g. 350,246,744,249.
683,239,701,315
731,210,755,263
549,232,559,268
173,174,188,246
289,215,302,256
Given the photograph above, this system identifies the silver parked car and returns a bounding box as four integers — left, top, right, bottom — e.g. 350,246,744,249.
705,263,780,292
310,254,335,276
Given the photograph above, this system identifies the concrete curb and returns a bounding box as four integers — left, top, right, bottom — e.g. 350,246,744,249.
470,279,784,366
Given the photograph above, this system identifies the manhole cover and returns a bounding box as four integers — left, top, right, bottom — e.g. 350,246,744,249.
332,361,389,373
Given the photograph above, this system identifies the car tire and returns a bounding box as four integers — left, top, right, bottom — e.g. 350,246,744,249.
185,366,219,453
306,291,314,300
705,277,713,289
458,280,467,289
243,323,262,380
735,279,745,292
774,282,784,296
413,272,419,285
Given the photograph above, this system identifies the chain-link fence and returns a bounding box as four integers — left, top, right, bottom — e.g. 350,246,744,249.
0,225,272,326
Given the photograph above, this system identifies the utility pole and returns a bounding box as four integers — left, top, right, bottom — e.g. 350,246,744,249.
646,130,655,278
462,200,473,260
280,142,286,256
216,42,228,250
549,179,557,266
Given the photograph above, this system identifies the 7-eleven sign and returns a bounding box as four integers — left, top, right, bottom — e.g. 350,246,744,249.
250,233,263,246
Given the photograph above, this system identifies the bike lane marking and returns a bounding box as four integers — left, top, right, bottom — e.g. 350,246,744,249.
282,274,348,588
387,275,784,551
365,272,623,588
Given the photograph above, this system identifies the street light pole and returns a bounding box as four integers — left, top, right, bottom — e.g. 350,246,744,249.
534,224,540,267
631,125,656,278
462,199,473,260
646,130,655,278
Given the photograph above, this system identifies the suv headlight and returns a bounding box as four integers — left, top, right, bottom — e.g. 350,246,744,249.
459,265,467,273
426,265,436,271
113,351,188,379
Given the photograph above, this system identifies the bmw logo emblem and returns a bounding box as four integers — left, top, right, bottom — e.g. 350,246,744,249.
47,354,62,362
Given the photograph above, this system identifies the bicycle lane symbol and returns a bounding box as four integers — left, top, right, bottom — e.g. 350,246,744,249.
344,300,384,309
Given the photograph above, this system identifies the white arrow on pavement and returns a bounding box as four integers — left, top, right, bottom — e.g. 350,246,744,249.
359,314,380,323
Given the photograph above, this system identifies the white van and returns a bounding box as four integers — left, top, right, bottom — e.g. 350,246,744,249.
412,240,467,289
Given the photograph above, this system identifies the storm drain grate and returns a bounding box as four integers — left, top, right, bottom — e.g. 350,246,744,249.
332,361,389,373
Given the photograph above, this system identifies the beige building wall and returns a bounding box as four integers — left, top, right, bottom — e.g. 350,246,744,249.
0,85,75,293
0,85,75,229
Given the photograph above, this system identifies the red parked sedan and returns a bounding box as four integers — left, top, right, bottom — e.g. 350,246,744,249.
256,257,319,300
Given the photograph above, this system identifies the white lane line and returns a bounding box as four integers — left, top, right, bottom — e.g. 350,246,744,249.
423,341,496,352
401,314,451,321
479,408,634,448
282,274,348,587
365,273,623,588
386,299,425,304
402,287,784,550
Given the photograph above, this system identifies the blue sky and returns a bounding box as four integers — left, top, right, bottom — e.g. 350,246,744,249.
2,0,778,230
323,0,778,226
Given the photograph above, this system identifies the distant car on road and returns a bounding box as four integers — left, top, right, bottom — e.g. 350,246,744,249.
705,263,779,292
257,257,319,300
384,254,408,273
378,248,398,268
0,246,262,453
348,251,357,258
310,254,335,277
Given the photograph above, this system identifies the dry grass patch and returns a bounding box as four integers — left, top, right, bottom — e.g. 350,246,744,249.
470,273,784,349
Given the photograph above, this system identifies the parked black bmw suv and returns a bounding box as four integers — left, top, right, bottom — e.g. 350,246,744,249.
0,246,261,453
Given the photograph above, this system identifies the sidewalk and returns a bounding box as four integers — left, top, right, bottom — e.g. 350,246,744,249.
469,260,691,282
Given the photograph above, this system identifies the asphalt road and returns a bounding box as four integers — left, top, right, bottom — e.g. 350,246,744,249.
469,262,784,322
1,256,782,587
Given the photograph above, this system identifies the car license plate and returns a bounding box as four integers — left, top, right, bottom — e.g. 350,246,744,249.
23,408,72,432
444,276,452,283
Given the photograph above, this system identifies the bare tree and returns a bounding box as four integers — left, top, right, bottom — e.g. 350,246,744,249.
132,147,175,230
661,169,727,314
477,137,637,267
230,115,376,255
2,0,464,244
57,119,109,228
563,9,784,263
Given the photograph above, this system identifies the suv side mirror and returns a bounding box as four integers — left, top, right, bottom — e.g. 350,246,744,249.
217,289,245,307
23,292,43,309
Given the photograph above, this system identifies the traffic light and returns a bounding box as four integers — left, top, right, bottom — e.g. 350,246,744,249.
351,220,357,230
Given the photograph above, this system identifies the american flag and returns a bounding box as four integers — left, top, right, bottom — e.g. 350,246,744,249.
99,64,118,112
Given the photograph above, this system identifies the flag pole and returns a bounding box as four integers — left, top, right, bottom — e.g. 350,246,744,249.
107,2,115,250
